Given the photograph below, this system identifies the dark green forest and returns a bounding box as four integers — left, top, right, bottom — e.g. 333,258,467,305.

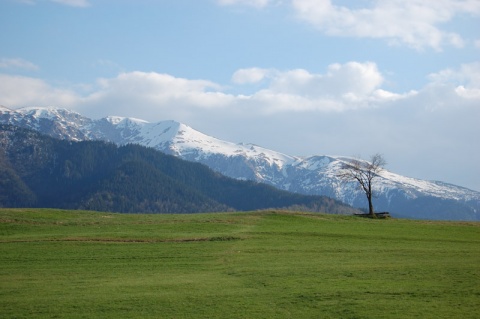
0,125,358,214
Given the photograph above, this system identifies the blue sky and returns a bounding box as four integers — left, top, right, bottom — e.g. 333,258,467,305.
1,0,479,191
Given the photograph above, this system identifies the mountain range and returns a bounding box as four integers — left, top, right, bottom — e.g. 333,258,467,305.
0,124,356,214
1,106,479,220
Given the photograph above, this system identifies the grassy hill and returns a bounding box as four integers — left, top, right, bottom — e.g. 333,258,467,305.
1,209,479,318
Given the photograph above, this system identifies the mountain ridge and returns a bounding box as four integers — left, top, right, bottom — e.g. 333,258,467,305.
0,124,356,214
1,106,479,220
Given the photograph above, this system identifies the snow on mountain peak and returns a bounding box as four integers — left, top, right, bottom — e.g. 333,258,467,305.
0,105,13,112
16,106,79,119
165,125,297,168
105,116,149,126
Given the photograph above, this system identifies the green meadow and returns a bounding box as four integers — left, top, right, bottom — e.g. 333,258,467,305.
1,209,479,318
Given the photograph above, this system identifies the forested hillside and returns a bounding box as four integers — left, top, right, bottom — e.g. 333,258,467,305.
0,125,358,214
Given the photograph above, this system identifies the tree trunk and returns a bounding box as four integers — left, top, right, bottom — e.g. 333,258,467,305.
367,186,376,218
368,197,376,217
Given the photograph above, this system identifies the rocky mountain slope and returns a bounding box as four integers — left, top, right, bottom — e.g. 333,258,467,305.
1,106,479,220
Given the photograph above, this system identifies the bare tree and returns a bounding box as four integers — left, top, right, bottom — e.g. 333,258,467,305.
338,153,386,217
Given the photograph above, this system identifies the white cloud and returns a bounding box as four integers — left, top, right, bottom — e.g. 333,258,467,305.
232,68,271,84
0,62,403,116
239,62,400,113
3,62,478,118
216,0,480,50
286,0,480,50
0,58,39,71
428,62,480,100
0,74,79,107
217,0,273,8
78,72,235,120
271,62,384,98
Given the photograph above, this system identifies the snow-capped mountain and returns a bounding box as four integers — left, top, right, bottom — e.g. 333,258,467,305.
1,106,479,220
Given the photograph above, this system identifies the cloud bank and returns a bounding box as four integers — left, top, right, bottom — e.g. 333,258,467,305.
0,61,406,115
1,61,478,117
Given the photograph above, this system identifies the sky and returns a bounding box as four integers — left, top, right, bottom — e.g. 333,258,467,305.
1,0,479,191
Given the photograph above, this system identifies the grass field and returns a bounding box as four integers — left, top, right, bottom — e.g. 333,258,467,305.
1,208,479,318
